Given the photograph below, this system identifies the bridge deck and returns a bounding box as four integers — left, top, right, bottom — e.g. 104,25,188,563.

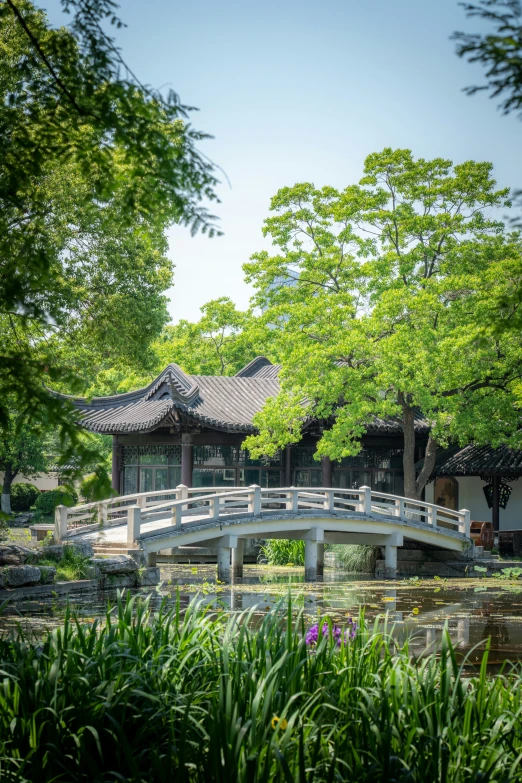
55,486,472,580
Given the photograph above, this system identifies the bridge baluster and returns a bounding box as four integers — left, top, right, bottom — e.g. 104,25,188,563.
323,490,334,512
209,496,220,521
248,485,261,515
172,503,182,529
359,486,372,515
286,487,298,513
97,502,108,527
427,506,436,528
176,484,189,502
127,505,141,545
460,508,471,538
395,497,405,518
54,504,69,542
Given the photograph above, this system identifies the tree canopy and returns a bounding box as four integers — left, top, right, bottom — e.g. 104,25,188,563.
0,0,219,485
454,0,522,116
243,148,522,498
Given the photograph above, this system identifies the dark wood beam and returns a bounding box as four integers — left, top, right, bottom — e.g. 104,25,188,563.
321,456,333,488
111,436,121,494
181,434,194,488
492,475,500,532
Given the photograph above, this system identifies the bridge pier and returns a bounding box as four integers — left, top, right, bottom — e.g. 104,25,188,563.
217,545,231,582
317,543,325,577
303,529,325,581
305,540,318,581
384,544,398,578
232,539,244,578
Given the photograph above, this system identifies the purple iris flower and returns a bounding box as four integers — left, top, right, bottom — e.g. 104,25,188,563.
305,617,357,646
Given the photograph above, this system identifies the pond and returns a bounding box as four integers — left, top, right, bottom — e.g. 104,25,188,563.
1,565,522,666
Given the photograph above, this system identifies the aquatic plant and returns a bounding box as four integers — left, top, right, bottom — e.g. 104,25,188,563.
0,593,521,781
305,617,357,646
330,543,379,572
260,538,305,565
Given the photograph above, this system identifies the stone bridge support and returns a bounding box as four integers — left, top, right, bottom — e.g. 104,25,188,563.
304,528,325,581
215,535,238,582
232,539,245,578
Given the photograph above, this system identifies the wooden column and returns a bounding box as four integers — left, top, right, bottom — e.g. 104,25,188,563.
181,435,194,488
492,475,500,532
284,446,292,486
321,455,332,488
111,436,121,494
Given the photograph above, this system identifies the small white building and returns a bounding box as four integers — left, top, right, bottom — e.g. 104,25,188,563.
423,445,522,532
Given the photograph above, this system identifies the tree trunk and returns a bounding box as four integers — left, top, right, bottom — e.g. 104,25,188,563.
1,465,15,515
402,405,418,499
414,435,438,499
400,395,437,500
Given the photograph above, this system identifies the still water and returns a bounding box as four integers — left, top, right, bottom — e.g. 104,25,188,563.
1,565,522,666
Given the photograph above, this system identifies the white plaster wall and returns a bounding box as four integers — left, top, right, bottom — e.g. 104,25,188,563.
0,472,61,492
426,477,522,531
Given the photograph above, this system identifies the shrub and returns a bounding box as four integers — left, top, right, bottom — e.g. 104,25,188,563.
79,473,97,502
260,539,305,565
34,485,78,517
9,483,40,512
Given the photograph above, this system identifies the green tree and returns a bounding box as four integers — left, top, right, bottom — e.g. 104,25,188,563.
155,298,256,376
0,0,219,483
243,148,522,499
0,406,48,514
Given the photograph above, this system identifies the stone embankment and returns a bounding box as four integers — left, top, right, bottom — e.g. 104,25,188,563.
0,543,159,599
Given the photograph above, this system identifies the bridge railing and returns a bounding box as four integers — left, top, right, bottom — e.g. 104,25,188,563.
55,484,471,542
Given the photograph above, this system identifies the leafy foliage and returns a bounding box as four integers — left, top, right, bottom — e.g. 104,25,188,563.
454,1,522,116
0,594,521,781
0,404,49,513
243,149,522,498
34,485,78,516
9,483,40,512
85,297,262,396
0,0,219,489
79,472,107,503
155,297,257,376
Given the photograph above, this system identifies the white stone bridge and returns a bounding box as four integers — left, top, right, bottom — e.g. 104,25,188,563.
55,485,472,581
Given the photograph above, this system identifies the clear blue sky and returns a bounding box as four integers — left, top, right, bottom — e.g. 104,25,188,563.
45,0,522,322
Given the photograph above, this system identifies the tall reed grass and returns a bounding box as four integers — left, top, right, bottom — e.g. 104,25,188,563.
260,538,305,565
0,593,520,782
329,544,379,572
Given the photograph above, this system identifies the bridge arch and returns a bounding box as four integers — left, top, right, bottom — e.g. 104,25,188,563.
56,485,472,581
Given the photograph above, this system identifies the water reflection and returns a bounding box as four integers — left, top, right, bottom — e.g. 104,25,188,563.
1,565,522,665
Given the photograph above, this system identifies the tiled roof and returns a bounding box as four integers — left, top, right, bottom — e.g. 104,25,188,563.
65,357,429,436
367,410,428,435
428,444,522,477
71,362,280,434
235,356,282,379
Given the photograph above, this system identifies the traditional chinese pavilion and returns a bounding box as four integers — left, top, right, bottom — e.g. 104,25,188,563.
72,357,429,498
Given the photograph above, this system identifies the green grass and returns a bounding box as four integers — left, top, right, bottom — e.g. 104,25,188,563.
38,545,91,581
260,539,305,565
0,593,521,781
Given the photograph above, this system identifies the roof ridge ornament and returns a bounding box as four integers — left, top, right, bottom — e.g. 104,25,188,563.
235,356,273,377
144,364,200,405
